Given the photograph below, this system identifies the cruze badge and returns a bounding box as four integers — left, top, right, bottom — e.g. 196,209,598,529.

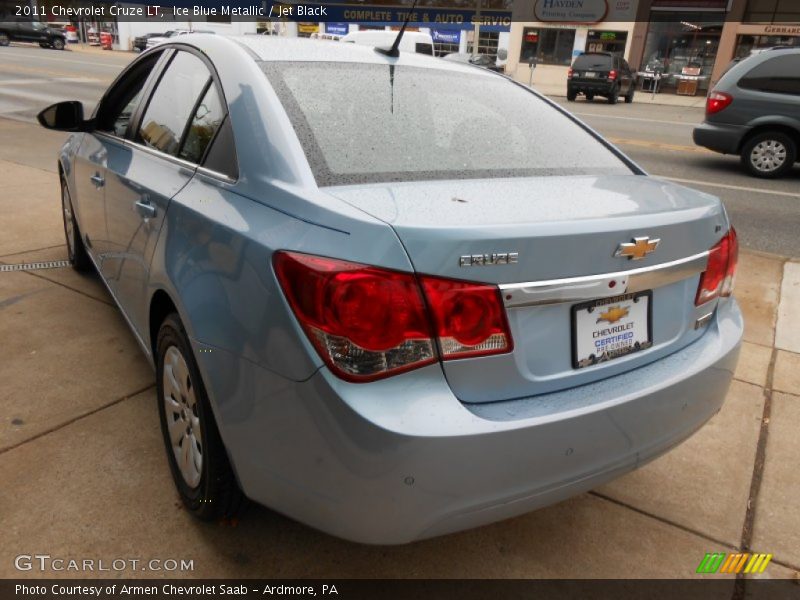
614,236,660,261
459,252,519,267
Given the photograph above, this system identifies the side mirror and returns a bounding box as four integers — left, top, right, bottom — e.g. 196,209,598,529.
496,48,508,61
37,101,92,132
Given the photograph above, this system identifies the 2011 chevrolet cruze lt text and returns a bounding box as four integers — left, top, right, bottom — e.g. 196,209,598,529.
39,35,742,544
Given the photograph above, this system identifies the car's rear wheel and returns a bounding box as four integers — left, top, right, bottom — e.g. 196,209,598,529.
156,313,244,520
741,131,797,179
625,86,635,104
61,179,91,271
567,90,577,101
608,86,619,104
51,37,65,50
0,33,9,46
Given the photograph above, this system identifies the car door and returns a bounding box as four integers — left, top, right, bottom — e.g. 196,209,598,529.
71,50,166,271
103,49,218,338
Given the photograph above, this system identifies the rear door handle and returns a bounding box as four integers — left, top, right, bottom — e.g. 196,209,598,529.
90,173,105,188
134,199,156,219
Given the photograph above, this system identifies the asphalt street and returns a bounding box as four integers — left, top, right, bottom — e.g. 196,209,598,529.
1,43,798,257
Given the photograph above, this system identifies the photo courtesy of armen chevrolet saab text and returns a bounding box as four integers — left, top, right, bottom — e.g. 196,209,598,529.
38,32,742,545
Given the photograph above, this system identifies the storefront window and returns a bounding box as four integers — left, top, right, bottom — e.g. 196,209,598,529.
735,34,800,58
586,30,628,56
744,0,800,23
521,28,576,66
467,30,500,59
642,18,722,93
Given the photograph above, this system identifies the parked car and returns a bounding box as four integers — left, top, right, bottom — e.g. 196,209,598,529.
340,30,434,55
145,29,214,49
567,52,636,104
694,48,800,178
442,52,504,72
133,31,171,52
38,35,742,544
0,19,66,50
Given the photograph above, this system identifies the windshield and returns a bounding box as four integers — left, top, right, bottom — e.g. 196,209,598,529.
261,62,630,186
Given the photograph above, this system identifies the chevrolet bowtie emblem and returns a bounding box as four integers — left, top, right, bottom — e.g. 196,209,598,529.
614,236,660,260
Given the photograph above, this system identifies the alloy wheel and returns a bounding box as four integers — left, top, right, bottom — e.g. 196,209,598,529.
750,139,787,173
162,345,203,488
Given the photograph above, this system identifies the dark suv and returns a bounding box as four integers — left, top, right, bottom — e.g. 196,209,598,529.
694,48,800,178
567,52,636,104
0,19,66,50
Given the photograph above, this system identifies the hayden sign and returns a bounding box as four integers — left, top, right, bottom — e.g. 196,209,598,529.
534,0,609,23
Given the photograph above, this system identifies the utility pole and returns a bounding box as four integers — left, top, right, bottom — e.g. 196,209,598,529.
472,0,481,58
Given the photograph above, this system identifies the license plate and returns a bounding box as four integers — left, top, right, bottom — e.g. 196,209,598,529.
572,292,652,369
583,72,597,78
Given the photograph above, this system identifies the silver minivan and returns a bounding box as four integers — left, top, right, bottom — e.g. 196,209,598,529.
694,48,800,178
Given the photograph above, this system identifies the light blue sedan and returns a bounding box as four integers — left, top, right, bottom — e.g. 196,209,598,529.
39,35,742,544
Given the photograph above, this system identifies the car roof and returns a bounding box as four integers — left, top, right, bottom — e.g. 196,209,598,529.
228,34,490,74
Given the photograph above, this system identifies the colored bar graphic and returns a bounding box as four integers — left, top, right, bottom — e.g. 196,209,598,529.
698,552,773,574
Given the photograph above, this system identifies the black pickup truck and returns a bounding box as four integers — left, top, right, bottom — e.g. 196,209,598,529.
0,19,66,49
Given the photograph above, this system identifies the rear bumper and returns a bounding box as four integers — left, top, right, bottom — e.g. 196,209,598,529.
693,122,749,155
196,298,742,545
568,80,615,95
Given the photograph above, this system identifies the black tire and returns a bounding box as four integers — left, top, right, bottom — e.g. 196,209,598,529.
0,33,9,46
51,37,65,50
586,93,595,101
625,86,635,104
741,131,797,179
608,86,619,104
567,90,577,102
61,179,91,271
156,313,244,521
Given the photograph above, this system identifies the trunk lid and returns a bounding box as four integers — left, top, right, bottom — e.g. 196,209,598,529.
325,174,728,403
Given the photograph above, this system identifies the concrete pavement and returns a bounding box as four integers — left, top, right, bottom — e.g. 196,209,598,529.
1,154,799,580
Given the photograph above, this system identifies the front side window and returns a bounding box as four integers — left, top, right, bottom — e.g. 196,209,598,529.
138,51,211,156
95,52,162,137
262,62,630,186
738,54,800,95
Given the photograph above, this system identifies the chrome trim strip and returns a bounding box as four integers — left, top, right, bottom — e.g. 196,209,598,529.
499,251,709,308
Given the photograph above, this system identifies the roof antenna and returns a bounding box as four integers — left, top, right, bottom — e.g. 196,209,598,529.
375,0,420,58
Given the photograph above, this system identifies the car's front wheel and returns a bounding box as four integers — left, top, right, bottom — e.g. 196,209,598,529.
61,179,91,271
625,86,635,104
741,131,797,179
608,86,619,104
51,37,65,50
156,313,244,520
567,89,577,101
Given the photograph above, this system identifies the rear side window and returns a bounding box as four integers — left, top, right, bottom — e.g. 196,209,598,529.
138,51,211,156
262,62,630,186
416,43,434,55
179,83,226,163
573,54,613,70
738,55,800,96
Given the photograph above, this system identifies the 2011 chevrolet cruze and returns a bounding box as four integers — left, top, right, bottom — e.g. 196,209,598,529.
39,35,742,544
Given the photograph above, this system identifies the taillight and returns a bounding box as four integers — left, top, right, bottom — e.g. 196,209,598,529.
608,69,617,80
273,252,513,382
420,276,513,359
706,91,733,116
567,68,574,78
695,228,738,306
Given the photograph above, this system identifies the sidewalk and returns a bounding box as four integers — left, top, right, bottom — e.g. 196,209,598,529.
0,155,798,580
531,81,708,108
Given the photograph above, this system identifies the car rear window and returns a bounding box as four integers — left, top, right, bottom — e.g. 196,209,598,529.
572,54,613,70
261,62,630,186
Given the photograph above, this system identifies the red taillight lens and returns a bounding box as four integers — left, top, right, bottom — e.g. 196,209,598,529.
420,276,513,359
274,252,436,381
706,91,733,116
695,228,738,306
608,69,617,80
567,68,574,78
274,252,514,381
